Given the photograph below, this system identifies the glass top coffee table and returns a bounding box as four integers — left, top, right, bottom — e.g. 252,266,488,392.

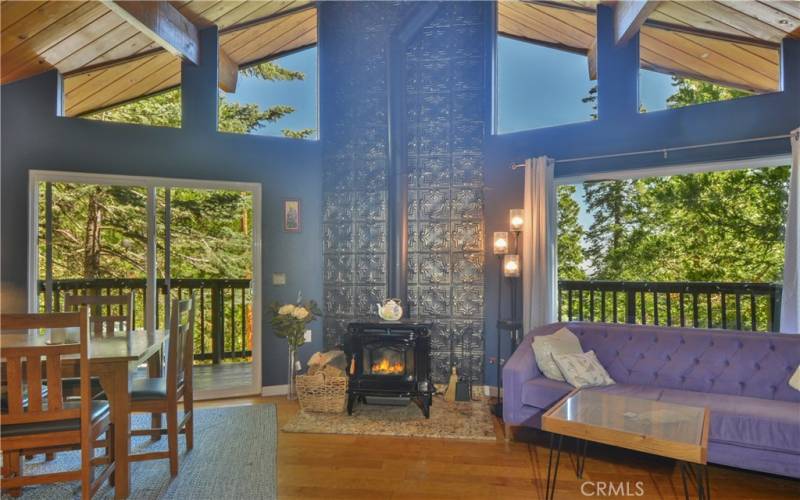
541,389,710,500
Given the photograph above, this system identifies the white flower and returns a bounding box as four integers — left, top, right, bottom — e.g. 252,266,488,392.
292,307,309,320
278,304,296,315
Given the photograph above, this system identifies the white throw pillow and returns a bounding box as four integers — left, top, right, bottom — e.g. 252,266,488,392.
531,327,583,381
790,366,800,392
552,350,615,389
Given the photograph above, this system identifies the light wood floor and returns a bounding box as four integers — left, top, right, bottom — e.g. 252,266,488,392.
198,396,800,499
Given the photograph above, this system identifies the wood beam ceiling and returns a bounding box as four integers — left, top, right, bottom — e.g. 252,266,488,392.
102,1,199,63
615,0,662,44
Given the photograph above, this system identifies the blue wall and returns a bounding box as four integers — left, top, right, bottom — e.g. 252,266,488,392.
2,2,799,389
0,28,324,387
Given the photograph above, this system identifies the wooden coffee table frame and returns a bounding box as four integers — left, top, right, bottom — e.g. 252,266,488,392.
541,390,711,500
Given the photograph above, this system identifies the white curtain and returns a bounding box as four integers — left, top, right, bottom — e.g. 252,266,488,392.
780,129,800,334
522,156,558,333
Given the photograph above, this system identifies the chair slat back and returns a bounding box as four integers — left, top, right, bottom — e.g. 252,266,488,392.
167,297,194,394
65,293,133,337
1,308,90,425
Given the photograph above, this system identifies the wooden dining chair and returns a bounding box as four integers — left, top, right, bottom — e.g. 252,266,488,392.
128,297,195,476
64,293,133,337
63,293,134,400
0,307,116,499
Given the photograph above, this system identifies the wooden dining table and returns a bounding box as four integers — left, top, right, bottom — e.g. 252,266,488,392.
1,328,168,499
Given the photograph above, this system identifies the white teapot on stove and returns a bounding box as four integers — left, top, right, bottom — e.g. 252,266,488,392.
376,299,403,321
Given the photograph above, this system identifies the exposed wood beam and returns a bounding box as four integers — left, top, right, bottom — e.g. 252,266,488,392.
218,47,238,93
103,1,199,64
588,39,597,80
615,0,661,45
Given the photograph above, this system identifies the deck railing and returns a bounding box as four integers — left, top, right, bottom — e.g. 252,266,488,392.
558,281,783,333
38,278,253,363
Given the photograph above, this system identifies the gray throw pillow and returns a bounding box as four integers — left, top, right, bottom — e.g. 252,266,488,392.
552,350,615,389
531,327,582,381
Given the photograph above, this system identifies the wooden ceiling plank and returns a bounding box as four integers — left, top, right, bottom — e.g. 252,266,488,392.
615,0,661,45
229,0,303,29
219,14,290,54
646,27,776,89
220,1,314,36
237,23,316,68
717,0,800,37
1,1,85,55
498,17,561,48
1,1,48,29
652,2,753,40
86,32,155,67
502,2,593,49
640,45,763,94
225,9,315,63
523,3,596,39
65,52,159,102
674,32,779,81
641,29,774,92
2,5,116,84
104,1,199,64
666,30,778,89
68,55,179,115
229,18,314,65
66,53,171,111
55,21,145,74
85,65,181,116
684,1,788,43
173,1,227,29
210,0,273,30
767,1,800,21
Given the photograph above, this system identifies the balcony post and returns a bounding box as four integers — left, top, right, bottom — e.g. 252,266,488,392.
770,286,782,333
625,288,636,324
211,284,224,364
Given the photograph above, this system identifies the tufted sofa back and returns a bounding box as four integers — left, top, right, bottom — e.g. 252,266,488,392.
561,322,800,403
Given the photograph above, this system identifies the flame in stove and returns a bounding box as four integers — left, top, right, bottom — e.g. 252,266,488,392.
371,358,404,374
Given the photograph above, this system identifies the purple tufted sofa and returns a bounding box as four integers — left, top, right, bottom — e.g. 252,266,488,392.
503,322,800,478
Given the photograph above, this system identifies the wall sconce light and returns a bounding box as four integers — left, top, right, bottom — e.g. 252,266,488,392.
493,231,509,255
503,254,520,278
509,209,524,232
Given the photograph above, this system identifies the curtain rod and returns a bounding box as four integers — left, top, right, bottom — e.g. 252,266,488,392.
510,132,796,170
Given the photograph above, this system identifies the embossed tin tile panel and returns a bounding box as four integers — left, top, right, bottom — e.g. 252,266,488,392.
322,3,487,383
406,3,487,384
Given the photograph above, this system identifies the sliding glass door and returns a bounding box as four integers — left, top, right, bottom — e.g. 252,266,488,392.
30,172,261,399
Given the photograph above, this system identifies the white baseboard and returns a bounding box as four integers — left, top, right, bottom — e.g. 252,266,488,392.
261,384,288,396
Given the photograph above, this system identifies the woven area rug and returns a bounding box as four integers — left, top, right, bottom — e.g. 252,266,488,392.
282,395,496,441
2,405,277,500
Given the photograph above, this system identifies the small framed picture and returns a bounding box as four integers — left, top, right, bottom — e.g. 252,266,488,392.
283,199,301,232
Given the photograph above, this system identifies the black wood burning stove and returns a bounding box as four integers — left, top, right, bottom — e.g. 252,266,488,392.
344,321,434,418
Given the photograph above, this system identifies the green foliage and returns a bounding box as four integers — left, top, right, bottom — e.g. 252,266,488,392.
269,301,321,350
41,184,253,280
85,60,315,138
557,185,586,280
568,77,787,284
666,77,751,109
86,90,182,128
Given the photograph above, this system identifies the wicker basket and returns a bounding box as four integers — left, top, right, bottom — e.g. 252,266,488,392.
296,373,348,413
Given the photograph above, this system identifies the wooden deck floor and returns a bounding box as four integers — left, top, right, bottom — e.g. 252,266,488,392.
198,396,800,500
193,362,253,392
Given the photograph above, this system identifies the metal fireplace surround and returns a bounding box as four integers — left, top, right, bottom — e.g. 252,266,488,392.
344,321,434,418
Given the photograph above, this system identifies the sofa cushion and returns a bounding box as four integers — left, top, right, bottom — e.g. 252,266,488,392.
553,350,615,388
521,377,572,409
532,327,583,381
659,388,800,455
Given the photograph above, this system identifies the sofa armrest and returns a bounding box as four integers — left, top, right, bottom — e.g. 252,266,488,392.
502,322,564,424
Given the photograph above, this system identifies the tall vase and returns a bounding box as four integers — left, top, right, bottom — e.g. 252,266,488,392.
287,346,298,400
